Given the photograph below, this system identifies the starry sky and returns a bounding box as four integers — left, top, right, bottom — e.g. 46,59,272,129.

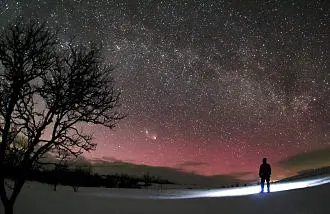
0,0,329,178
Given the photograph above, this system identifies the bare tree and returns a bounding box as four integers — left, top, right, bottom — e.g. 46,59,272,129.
50,150,71,192
143,171,152,188
0,20,123,214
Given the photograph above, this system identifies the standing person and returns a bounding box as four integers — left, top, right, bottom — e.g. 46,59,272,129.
259,158,271,193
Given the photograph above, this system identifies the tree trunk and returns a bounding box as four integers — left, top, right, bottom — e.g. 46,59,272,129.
0,176,9,214
4,201,14,214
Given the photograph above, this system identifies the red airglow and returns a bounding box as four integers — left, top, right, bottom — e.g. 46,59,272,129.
85,128,306,180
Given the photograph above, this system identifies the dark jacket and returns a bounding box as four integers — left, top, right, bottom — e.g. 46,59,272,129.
259,163,271,178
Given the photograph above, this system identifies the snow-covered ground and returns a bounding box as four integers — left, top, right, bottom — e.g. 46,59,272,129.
2,177,330,214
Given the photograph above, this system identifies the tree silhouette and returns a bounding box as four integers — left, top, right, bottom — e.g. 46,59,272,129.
0,20,123,214
143,171,152,188
68,156,92,192
51,151,70,192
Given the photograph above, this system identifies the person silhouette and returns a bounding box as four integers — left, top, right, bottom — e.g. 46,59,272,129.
259,158,271,193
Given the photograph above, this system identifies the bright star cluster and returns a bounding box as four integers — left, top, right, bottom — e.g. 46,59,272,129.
0,0,329,175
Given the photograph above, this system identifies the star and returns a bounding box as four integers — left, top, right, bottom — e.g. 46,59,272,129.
0,0,328,177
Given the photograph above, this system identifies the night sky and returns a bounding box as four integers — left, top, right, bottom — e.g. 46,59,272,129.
0,0,329,177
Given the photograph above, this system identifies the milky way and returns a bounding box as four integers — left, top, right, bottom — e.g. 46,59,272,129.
0,0,329,175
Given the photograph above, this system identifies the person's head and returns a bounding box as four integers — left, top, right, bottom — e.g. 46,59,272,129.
262,158,267,163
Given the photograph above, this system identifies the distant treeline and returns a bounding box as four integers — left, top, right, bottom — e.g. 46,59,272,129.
3,164,175,191
278,166,330,183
